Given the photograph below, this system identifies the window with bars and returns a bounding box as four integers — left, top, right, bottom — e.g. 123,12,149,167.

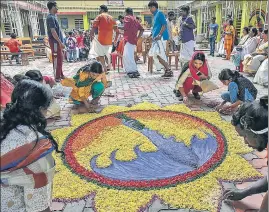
4,22,12,36
75,18,84,30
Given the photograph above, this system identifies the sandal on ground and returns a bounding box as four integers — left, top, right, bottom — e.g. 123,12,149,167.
128,73,139,78
192,92,201,100
161,70,173,78
173,89,181,97
134,71,140,77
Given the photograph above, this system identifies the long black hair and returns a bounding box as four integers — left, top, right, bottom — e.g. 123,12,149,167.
250,27,258,37
13,74,30,85
243,27,249,34
232,96,268,151
25,70,43,82
0,80,63,154
78,60,103,74
218,69,241,83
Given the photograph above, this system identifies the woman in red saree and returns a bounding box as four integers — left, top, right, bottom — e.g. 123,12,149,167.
174,51,211,103
0,74,14,109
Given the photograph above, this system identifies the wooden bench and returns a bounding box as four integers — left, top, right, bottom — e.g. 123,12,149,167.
0,52,29,66
1,37,35,59
19,38,35,59
20,45,35,60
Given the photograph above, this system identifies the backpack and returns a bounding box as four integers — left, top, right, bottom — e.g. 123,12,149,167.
67,37,76,49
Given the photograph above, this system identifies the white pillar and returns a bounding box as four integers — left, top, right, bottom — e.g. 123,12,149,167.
43,13,47,35
14,9,24,37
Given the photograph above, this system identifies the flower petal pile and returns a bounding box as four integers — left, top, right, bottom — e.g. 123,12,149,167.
51,103,261,212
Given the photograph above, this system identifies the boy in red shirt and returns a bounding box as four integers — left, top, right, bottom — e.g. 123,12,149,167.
4,33,21,64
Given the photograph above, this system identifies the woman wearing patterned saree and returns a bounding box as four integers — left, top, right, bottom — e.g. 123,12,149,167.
224,19,235,60
1,80,63,212
243,29,268,74
61,60,108,112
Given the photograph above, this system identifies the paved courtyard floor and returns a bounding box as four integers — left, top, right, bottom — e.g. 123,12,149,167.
1,56,268,212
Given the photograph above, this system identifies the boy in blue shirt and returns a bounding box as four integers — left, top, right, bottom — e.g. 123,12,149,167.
208,17,219,57
147,1,173,77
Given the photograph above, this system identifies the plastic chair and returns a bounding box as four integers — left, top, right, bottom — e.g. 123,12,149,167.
110,52,123,72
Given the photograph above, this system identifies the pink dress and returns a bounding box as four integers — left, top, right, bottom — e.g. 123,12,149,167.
0,74,14,108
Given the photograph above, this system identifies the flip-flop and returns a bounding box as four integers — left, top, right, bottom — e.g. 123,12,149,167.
128,73,139,78
161,71,173,78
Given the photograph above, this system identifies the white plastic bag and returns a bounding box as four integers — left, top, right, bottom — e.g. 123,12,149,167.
52,83,72,99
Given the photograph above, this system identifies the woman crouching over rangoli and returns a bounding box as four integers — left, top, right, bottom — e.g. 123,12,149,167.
217,69,257,114
61,60,109,113
174,51,213,103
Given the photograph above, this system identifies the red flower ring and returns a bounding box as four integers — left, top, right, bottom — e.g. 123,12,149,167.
63,110,227,190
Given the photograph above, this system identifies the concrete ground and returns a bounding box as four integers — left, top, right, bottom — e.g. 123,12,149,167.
1,56,268,212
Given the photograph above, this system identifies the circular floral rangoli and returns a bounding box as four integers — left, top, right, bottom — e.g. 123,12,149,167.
52,103,262,212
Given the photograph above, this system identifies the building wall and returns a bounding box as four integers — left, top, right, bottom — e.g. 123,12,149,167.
57,1,167,8
0,1,47,38
57,15,84,31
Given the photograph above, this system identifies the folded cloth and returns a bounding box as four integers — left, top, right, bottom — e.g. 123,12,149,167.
199,80,219,93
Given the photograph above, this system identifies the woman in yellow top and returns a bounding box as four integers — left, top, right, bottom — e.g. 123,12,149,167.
62,60,108,112
224,19,235,60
